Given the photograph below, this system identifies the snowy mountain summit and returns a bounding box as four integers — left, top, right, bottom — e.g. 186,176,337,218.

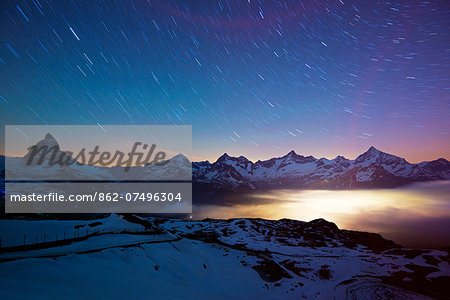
32,133,60,151
23,133,78,167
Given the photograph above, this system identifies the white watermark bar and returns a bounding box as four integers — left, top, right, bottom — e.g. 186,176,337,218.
5,125,192,181
5,125,192,213
6,182,192,213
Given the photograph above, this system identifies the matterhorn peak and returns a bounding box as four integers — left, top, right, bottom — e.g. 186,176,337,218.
44,133,55,140
22,133,61,164
29,133,60,153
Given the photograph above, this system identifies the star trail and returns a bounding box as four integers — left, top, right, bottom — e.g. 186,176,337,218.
0,0,449,162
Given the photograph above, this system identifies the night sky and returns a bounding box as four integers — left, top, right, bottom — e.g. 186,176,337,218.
1,0,449,163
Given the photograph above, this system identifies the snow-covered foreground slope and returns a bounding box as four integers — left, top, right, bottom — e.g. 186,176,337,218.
0,214,145,247
0,233,176,261
0,215,449,299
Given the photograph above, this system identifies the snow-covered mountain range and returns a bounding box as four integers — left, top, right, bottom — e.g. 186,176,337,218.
193,147,450,190
3,133,191,181
2,133,449,190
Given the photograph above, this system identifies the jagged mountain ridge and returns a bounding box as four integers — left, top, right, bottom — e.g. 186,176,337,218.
193,146,450,190
2,133,449,189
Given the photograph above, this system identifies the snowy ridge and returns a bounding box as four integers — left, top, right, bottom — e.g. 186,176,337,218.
193,146,450,190
4,133,191,181
1,134,449,189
